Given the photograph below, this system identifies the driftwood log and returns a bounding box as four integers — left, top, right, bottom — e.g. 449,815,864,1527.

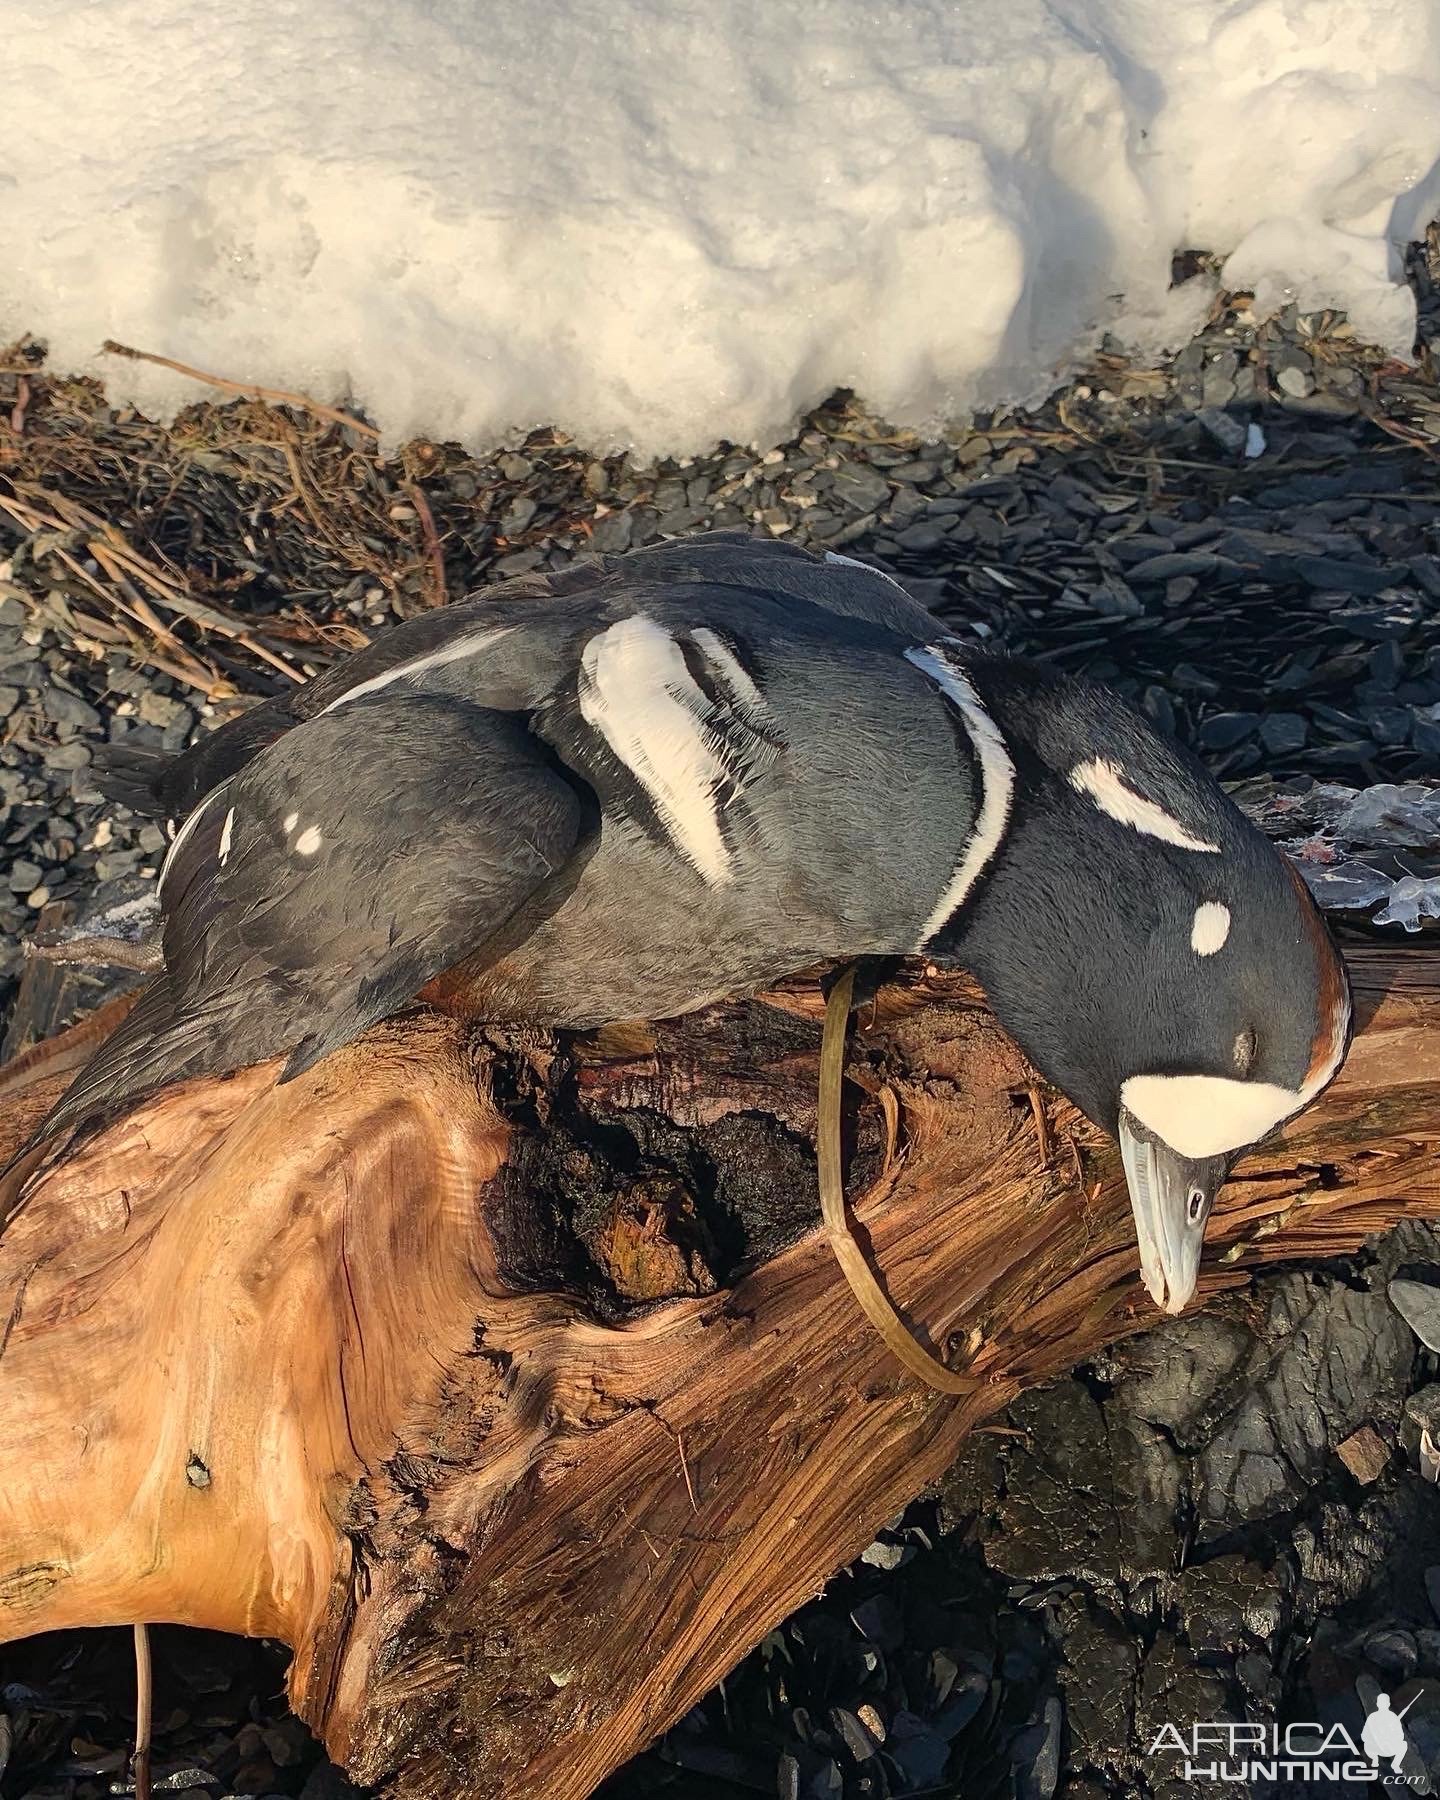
0,939,1437,1798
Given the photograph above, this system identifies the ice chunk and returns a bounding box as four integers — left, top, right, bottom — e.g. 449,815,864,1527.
1248,781,1440,930
1374,876,1440,933
1335,785,1440,850
1293,859,1394,911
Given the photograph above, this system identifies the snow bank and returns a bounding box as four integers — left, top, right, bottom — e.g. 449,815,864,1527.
4,0,1439,455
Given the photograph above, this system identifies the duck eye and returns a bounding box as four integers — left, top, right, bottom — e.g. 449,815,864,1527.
1188,1188,1207,1222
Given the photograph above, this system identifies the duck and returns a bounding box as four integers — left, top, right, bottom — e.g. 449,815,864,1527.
36,530,1350,1317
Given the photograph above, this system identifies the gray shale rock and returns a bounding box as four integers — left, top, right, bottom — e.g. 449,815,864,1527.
1193,1275,1413,1530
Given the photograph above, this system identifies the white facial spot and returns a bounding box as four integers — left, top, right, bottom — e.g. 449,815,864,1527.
217,807,235,866
283,811,299,834
294,825,323,856
1190,900,1231,956
580,615,735,885
1121,1073,1301,1160
1069,757,1220,854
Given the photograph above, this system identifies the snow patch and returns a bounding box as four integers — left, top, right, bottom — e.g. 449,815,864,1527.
5,0,1439,455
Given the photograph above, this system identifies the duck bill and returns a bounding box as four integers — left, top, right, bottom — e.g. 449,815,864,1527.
1118,1108,1228,1315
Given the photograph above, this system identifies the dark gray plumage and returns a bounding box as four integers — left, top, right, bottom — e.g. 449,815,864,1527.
48,531,1349,1313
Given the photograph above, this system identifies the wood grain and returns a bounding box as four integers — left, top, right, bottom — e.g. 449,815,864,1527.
0,942,1434,1798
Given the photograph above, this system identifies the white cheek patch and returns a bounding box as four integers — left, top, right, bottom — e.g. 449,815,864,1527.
1121,1073,1300,1160
319,626,515,715
1190,901,1231,955
1069,757,1220,854
580,616,734,885
905,642,1015,945
295,825,323,856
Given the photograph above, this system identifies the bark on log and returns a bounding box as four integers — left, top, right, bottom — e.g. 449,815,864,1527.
0,942,1436,1799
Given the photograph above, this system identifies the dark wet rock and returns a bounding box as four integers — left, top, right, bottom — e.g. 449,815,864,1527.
1275,364,1313,400
1134,1631,1238,1780
1055,1599,1138,1774
1178,1554,1287,1654
1259,711,1307,755
1013,1695,1062,1800
1197,711,1259,750
1362,1628,1419,1680
499,494,538,535
1193,1277,1413,1530
1095,1313,1254,1448
588,510,634,553
40,686,101,730
1104,1409,1185,1577
887,1712,950,1787
830,1706,878,1762
1402,1384,1440,1460
972,1383,1127,1585
830,464,890,514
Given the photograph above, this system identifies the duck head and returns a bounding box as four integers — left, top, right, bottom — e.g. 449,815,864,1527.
935,656,1351,1314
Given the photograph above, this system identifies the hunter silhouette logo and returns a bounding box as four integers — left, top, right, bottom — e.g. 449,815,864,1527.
1148,1693,1429,1784
1363,1693,1418,1776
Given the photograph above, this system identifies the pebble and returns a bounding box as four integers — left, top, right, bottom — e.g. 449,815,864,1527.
1389,1278,1440,1351
137,688,188,728
1260,712,1307,755
44,741,90,770
829,465,890,513
500,495,539,536
1335,1423,1390,1484
1276,364,1313,398
1197,710,1260,750
42,687,101,730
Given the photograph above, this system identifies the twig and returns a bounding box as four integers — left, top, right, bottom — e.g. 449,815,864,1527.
405,479,448,607
131,1623,152,1800
1,484,305,688
102,341,380,440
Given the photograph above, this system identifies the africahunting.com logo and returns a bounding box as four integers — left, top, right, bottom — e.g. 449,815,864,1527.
1149,1692,1427,1786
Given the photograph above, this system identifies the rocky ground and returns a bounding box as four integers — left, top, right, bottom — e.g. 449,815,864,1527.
2,235,1439,1799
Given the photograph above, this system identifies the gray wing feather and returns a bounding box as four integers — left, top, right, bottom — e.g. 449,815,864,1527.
38,693,586,1144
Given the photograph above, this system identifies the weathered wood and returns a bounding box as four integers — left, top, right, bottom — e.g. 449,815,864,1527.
1,901,79,1062
0,942,1436,1800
